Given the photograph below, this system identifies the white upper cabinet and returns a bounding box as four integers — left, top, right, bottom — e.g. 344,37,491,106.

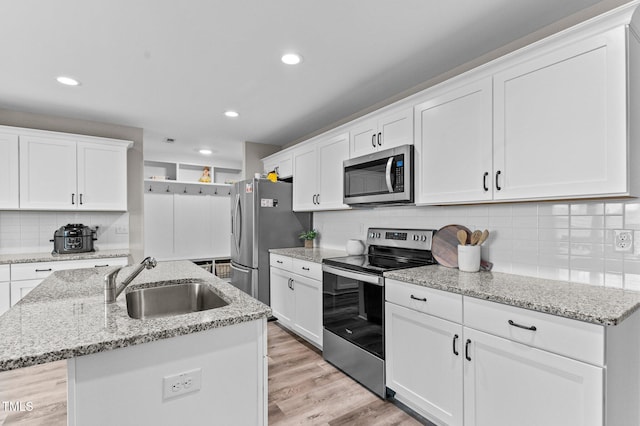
349,107,413,157
293,132,350,212
415,78,493,204
77,141,128,210
262,151,293,179
0,133,20,209
493,26,628,201
14,127,132,211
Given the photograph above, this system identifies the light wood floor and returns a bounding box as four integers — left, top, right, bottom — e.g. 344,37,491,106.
0,322,425,425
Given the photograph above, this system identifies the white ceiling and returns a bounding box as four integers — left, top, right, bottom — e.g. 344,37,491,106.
0,0,613,166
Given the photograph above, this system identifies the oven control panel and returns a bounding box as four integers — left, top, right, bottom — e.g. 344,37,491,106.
366,228,434,250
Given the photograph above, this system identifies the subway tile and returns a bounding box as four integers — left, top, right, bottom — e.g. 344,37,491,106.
604,273,624,289
464,205,489,217
623,273,640,291
570,229,604,244
570,215,604,229
537,266,570,281
511,262,539,277
488,215,513,227
488,204,512,217
513,227,537,241
538,228,570,242
570,243,604,257
538,254,569,268
538,216,569,229
512,216,537,228
605,203,624,215
570,270,604,286
603,244,624,260
538,203,569,216
624,203,640,229
571,256,604,273
604,215,624,230
511,204,538,216
570,203,604,216
539,241,569,255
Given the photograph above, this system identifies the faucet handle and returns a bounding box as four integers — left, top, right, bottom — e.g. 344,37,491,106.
142,257,157,269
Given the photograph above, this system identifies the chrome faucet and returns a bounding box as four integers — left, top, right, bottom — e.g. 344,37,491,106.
104,257,157,304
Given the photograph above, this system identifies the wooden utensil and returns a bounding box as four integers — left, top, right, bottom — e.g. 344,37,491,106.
432,224,471,268
457,230,467,246
470,230,482,246
477,229,490,245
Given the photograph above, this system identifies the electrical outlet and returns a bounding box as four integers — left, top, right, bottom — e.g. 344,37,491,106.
614,229,633,252
163,368,202,400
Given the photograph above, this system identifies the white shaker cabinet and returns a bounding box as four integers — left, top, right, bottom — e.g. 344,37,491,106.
269,266,295,325
262,151,293,179
0,133,19,209
493,26,628,201
211,195,231,258
350,107,413,157
415,78,493,204
143,192,175,260
174,194,213,260
0,265,10,316
19,133,131,211
463,327,603,426
292,132,349,212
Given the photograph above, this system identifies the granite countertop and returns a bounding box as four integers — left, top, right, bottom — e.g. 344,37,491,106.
0,260,271,371
385,265,640,326
0,249,130,265
269,247,347,263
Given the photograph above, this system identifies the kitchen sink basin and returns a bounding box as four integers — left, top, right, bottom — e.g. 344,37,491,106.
125,281,228,319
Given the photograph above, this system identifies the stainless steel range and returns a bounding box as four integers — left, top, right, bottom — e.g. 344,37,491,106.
322,227,436,398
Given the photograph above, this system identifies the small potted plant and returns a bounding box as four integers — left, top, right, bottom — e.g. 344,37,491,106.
299,229,318,249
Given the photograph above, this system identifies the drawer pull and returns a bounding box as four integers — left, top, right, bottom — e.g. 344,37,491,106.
94,264,109,268
301,267,310,271
452,334,459,356
465,339,472,361
35,268,52,272
508,319,537,331
276,260,283,264
410,294,427,302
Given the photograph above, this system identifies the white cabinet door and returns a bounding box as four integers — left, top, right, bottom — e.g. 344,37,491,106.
77,142,128,210
416,78,493,204
377,107,413,150
270,268,295,326
211,195,231,258
316,132,349,211
20,136,77,209
144,193,174,260
463,327,603,426
0,133,19,209
10,279,42,306
291,274,322,346
0,281,9,316
386,303,464,426
174,194,212,260
349,118,378,157
493,27,627,201
292,145,318,211
263,152,293,179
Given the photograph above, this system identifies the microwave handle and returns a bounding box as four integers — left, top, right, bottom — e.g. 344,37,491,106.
385,157,394,193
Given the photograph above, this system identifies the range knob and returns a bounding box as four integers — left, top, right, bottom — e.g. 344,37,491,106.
368,232,375,238
375,232,381,238
421,235,428,242
413,235,419,241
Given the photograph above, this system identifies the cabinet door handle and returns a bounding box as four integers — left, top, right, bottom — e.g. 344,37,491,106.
371,134,376,148
79,194,83,205
71,193,75,205
508,319,537,331
316,194,320,204
289,278,294,290
377,132,382,146
453,334,459,356
312,194,317,204
483,172,489,192
301,266,310,271
276,260,283,264
495,170,502,191
35,268,52,272
410,294,427,302
94,264,109,268
465,339,472,361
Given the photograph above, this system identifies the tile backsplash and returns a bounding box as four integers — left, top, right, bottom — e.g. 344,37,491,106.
0,211,129,254
314,200,640,291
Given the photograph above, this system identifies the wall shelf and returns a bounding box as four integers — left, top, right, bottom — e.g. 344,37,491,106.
143,160,241,195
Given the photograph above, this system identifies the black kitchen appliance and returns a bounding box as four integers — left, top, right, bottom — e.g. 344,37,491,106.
322,227,436,398
52,224,97,254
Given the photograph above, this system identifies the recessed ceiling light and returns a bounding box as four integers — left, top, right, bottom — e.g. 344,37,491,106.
224,110,239,118
199,149,212,155
281,53,302,65
56,76,80,86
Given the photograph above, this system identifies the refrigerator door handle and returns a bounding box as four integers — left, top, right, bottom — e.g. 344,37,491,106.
230,263,249,273
234,194,241,255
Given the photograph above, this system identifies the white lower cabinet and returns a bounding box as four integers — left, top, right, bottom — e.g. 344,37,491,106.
0,265,10,315
463,327,603,426
269,255,322,347
10,279,41,306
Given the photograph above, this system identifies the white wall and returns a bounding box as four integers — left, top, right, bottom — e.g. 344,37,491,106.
314,199,640,291
0,211,129,254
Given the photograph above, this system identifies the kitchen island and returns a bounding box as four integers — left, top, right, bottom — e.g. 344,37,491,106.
0,261,270,425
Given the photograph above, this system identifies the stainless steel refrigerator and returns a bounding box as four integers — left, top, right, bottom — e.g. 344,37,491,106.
230,179,311,305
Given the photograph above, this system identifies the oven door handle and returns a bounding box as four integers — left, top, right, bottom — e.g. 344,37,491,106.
385,156,394,193
322,264,383,286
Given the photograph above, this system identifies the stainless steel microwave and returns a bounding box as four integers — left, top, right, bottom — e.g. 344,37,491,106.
343,144,414,206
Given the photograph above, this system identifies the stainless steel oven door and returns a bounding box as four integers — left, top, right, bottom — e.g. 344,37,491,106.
322,264,385,359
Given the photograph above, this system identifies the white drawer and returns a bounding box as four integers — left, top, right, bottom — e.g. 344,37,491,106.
0,265,9,282
463,297,605,365
10,257,128,281
270,254,293,269
385,278,463,324
292,259,322,281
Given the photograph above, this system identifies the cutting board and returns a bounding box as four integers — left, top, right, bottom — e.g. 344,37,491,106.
432,224,471,268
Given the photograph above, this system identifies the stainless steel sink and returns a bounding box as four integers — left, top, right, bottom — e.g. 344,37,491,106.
125,281,228,319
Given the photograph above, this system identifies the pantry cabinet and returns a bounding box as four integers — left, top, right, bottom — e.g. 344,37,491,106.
349,107,413,157
269,254,322,347
19,133,131,210
0,133,19,209
292,132,349,212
